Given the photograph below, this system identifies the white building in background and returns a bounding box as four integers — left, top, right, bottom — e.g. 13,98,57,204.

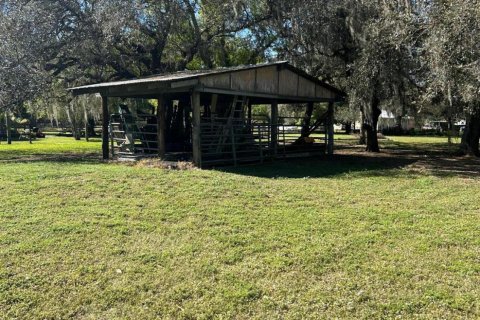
348,110,465,133
377,110,416,131
426,120,466,132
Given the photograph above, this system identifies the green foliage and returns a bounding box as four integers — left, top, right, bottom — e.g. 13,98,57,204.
251,105,270,118
1,0,479,153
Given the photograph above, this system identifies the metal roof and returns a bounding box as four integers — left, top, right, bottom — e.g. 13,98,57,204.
69,61,287,91
68,61,345,98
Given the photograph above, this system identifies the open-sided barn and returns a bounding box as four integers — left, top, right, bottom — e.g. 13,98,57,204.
69,61,344,167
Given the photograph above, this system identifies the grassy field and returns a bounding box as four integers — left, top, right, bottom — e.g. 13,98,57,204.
1,136,479,319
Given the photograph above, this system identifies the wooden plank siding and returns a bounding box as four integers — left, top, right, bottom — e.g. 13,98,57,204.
279,69,299,96
231,69,256,92
200,73,230,89
198,65,338,101
298,76,316,97
316,85,336,100
255,66,279,93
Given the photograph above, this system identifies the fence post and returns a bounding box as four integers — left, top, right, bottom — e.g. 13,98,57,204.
270,100,278,157
258,125,263,163
109,120,115,159
230,125,237,166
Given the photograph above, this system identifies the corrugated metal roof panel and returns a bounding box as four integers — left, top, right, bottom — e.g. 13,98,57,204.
69,61,288,92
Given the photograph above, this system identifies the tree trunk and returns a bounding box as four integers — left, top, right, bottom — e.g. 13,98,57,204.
87,117,96,137
395,115,403,135
364,98,381,152
28,123,32,144
345,122,352,134
5,111,12,144
84,104,89,142
301,102,314,137
447,116,453,144
461,109,480,156
359,108,366,145
66,101,81,140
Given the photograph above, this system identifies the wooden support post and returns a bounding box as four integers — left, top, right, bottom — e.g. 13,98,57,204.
192,91,202,167
5,111,11,144
258,124,264,163
157,95,166,158
270,100,278,156
110,122,115,159
327,101,334,155
101,95,109,160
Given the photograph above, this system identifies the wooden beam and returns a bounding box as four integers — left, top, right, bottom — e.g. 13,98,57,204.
157,96,166,158
170,79,199,89
101,95,109,160
327,101,334,155
270,100,278,156
197,86,337,103
192,91,202,167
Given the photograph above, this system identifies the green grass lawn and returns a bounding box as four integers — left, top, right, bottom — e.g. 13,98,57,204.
0,136,102,160
1,136,479,319
386,135,461,144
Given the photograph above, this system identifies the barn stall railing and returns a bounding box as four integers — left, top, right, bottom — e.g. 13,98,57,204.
276,115,328,157
109,113,328,165
109,113,159,159
200,118,271,166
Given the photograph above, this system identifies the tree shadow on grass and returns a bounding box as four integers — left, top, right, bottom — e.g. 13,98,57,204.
379,140,480,178
0,152,103,164
218,153,418,179
408,155,480,178
2,141,479,179
219,143,480,179
381,140,461,157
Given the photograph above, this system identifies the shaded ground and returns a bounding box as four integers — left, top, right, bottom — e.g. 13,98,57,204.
1,135,478,178
224,136,480,179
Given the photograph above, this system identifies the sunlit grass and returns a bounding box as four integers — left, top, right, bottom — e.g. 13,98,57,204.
386,135,461,144
0,136,479,319
0,136,101,159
